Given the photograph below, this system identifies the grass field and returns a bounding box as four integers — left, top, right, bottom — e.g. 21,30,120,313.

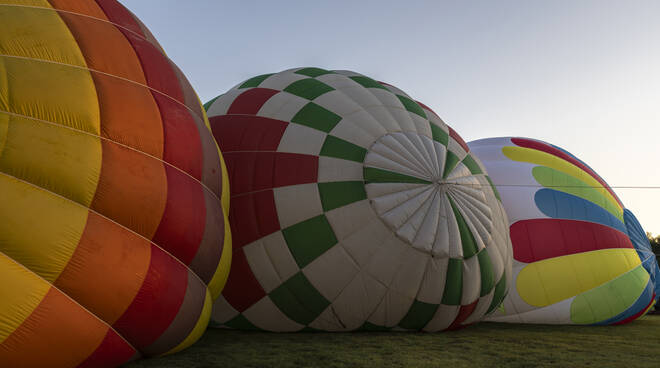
125,315,660,367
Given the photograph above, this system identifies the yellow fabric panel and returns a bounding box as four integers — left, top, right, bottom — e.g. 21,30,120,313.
517,248,641,307
207,213,232,300
1,56,100,135
0,112,102,207
0,252,50,344
0,173,88,283
0,3,86,67
162,290,212,356
502,146,622,216
0,1,51,7
0,111,7,156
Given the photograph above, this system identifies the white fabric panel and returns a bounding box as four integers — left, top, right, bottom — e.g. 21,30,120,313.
389,247,429,299
329,117,378,149
206,89,242,117
443,194,463,259
461,255,481,305
463,292,494,325
416,256,449,305
277,123,326,156
326,270,389,330
325,200,375,241
366,235,409,287
365,150,431,181
411,191,442,254
342,110,389,141
410,113,432,138
447,138,467,161
312,89,363,116
274,183,323,228
340,218,391,268
396,190,435,245
434,141,448,176
423,304,460,332
243,297,304,332
257,91,309,122
261,231,300,286
382,105,418,136
486,297,573,324
367,289,415,327
309,305,348,331
258,71,307,90
303,245,360,302
244,237,287,293
382,186,436,232
210,294,239,324
318,156,364,182
360,106,405,133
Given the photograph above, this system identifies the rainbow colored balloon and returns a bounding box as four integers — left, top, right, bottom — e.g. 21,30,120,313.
468,137,657,325
0,1,231,367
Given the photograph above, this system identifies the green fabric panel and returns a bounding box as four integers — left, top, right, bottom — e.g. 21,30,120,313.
477,249,495,297
430,123,449,146
318,181,367,212
448,196,479,259
462,154,483,175
282,214,338,268
239,73,274,89
224,314,260,330
319,135,367,163
486,273,508,314
349,76,388,90
284,78,335,100
360,322,391,331
570,264,649,324
396,94,426,118
532,166,623,222
363,167,431,184
203,95,221,111
291,102,342,133
486,175,501,202
295,67,333,77
442,258,463,305
442,151,460,179
269,272,331,326
398,300,440,330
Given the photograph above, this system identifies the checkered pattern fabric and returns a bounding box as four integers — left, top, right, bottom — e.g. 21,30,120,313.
207,68,512,331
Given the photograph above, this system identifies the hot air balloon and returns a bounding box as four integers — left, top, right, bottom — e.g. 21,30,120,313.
468,137,656,325
206,67,512,332
0,1,231,367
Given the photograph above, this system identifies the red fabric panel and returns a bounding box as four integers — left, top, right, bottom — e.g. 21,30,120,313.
510,219,634,263
447,299,479,330
77,329,137,368
210,115,288,152
224,152,318,195
95,0,144,36
227,88,280,115
274,153,318,187
448,126,470,153
113,246,188,350
112,24,185,103
222,250,266,312
511,137,623,208
230,190,280,249
152,165,206,265
153,92,203,180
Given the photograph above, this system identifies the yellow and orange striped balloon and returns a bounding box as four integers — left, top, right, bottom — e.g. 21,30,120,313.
0,1,231,367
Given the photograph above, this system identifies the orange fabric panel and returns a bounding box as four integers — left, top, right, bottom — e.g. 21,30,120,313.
0,288,110,368
47,0,109,20
90,140,167,240
55,10,147,84
93,72,164,158
54,212,151,324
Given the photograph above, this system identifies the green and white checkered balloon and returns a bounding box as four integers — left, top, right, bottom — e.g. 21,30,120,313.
206,67,512,331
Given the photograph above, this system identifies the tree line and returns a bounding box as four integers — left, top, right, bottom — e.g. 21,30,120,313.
648,232,660,256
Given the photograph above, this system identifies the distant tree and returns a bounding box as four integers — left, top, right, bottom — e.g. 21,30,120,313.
647,232,660,255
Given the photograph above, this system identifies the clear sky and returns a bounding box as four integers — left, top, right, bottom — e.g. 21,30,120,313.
122,0,660,233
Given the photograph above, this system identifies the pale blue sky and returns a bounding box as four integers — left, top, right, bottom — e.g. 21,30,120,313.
122,0,660,232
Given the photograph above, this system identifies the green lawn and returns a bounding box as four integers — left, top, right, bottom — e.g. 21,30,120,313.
125,315,660,368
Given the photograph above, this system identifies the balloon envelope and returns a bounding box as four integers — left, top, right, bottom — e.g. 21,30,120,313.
468,137,656,325
0,1,230,367
207,68,512,332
